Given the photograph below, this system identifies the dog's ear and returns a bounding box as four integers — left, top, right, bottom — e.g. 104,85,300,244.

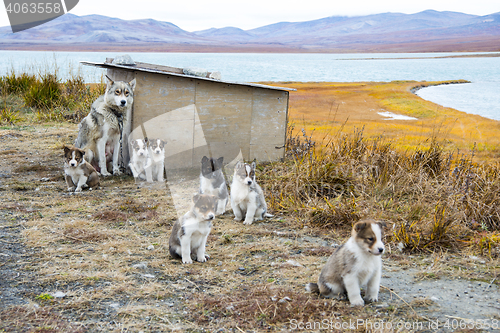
202,156,209,163
354,221,367,233
129,78,136,91
105,75,115,90
192,193,200,203
216,156,224,166
251,161,256,170
63,146,70,154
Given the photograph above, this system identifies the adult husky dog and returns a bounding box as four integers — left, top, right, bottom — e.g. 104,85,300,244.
75,75,136,176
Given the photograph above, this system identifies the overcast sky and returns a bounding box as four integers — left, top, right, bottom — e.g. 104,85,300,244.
1,0,500,32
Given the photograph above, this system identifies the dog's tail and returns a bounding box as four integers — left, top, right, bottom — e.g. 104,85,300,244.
305,283,320,294
264,212,274,218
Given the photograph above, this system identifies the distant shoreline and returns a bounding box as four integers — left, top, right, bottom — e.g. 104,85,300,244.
1,43,500,55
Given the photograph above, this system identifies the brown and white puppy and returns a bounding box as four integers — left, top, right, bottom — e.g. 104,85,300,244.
64,146,99,192
169,194,216,264
230,161,273,225
306,219,386,306
147,138,165,182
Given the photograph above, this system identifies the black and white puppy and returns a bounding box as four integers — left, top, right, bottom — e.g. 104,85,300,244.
169,194,216,264
64,146,99,192
199,156,228,215
306,219,386,306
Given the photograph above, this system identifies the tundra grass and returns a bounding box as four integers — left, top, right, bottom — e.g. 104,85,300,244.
265,80,500,162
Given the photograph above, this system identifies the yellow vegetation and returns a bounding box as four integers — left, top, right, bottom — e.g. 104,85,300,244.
265,80,500,162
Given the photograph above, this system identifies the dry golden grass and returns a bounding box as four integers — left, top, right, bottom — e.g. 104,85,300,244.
265,80,500,162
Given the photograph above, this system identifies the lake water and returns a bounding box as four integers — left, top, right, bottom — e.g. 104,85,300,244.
0,50,499,120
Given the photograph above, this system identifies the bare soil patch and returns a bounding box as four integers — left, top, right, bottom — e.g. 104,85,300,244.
0,124,499,332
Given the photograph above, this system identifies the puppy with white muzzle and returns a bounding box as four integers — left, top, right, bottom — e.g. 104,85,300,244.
128,138,152,181
63,146,100,192
147,138,165,182
169,194,216,264
230,161,273,225
306,219,386,306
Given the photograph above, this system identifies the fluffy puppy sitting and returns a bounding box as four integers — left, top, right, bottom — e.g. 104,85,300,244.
199,156,228,215
169,194,216,264
64,146,99,192
128,138,152,181
147,138,165,182
306,219,386,306
230,161,273,225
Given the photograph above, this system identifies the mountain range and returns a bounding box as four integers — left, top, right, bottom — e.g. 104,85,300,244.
1,10,499,52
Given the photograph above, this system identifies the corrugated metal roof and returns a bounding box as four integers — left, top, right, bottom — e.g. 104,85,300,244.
80,61,296,92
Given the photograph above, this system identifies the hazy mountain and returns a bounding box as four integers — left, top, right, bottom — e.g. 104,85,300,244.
1,10,499,52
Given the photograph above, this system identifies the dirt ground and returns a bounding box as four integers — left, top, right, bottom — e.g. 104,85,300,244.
0,124,499,332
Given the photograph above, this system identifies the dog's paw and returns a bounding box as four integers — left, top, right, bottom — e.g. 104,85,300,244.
182,258,193,264
234,217,242,221
113,169,122,176
67,187,76,192
101,171,112,177
349,297,365,307
75,187,82,193
243,219,253,225
365,295,378,303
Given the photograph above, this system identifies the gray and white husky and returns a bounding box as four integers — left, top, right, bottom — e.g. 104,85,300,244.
230,161,273,225
75,75,136,176
199,156,228,215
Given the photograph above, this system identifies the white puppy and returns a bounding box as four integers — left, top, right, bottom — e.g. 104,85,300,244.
128,138,152,181
230,161,273,225
146,138,165,182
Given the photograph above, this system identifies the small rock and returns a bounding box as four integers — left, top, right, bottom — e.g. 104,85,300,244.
271,296,278,302
217,261,222,266
238,267,245,271
110,303,120,309
225,305,234,311
40,177,50,182
147,245,155,251
285,260,303,267
209,71,221,80
132,262,148,269
430,296,440,302
142,274,155,279
183,67,208,78
52,291,66,298
375,302,389,308
278,297,291,303
112,54,135,66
